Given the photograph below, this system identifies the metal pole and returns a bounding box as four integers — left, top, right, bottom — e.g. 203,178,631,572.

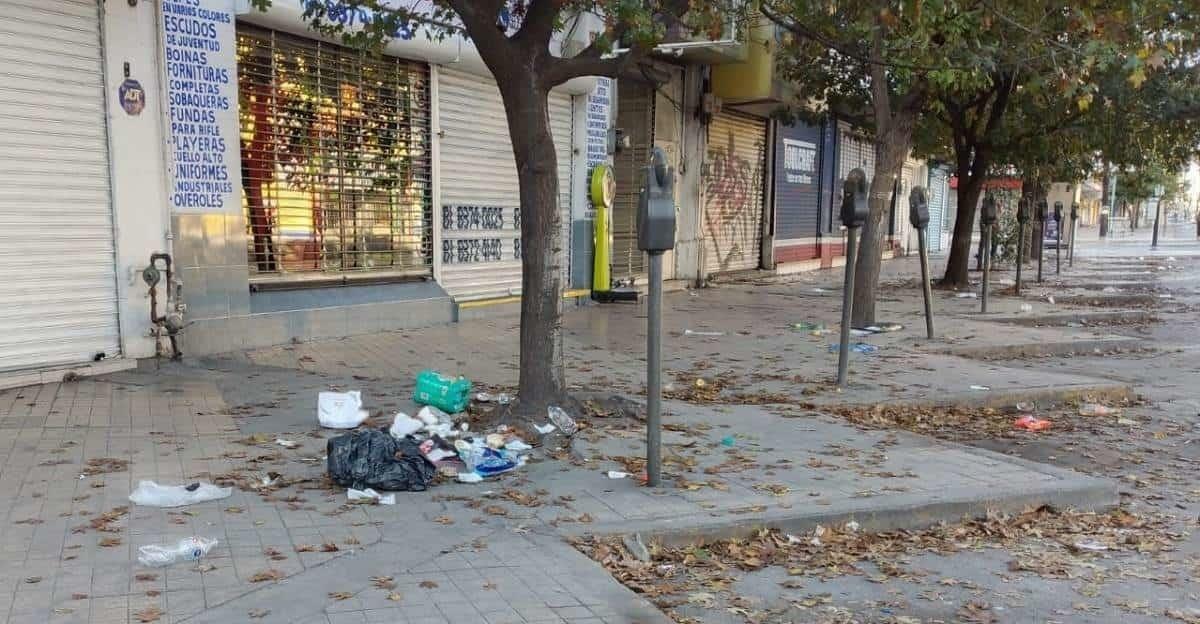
1037,220,1045,283
836,227,860,388
1015,221,1025,296
1055,222,1062,274
1152,200,1161,248
1069,216,1077,266
981,225,991,313
645,251,663,487
917,227,934,339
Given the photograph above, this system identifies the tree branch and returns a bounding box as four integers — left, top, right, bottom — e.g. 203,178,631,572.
513,0,559,47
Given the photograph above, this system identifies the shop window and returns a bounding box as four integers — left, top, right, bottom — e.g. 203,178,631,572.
236,25,432,280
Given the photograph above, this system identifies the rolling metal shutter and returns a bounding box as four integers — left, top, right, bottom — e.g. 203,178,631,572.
703,111,766,274
927,167,948,252
773,120,822,243
437,67,572,300
0,0,121,372
611,82,653,279
838,124,876,183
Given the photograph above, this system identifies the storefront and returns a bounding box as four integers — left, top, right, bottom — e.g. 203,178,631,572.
927,165,950,252
703,110,768,275
0,0,123,378
772,119,826,264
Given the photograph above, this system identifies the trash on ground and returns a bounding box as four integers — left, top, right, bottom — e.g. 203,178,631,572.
548,406,578,436
457,472,483,483
1102,286,1120,293
347,487,395,505
1014,415,1052,431
1020,304,1033,313
275,438,299,449
505,439,532,452
955,292,978,299
534,423,556,435
417,405,457,437
1159,293,1173,299
388,412,423,438
607,471,631,479
720,435,736,447
474,392,512,405
1047,295,1056,305
684,329,726,337
1117,417,1137,426
413,369,472,414
1015,402,1035,413
1072,538,1109,552
864,323,903,333
318,390,368,429
138,537,218,567
327,429,437,492
790,321,826,333
1078,403,1118,417
969,385,991,391
828,343,879,354
129,480,232,508
849,328,872,337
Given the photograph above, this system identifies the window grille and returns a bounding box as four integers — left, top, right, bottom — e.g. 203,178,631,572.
236,25,432,280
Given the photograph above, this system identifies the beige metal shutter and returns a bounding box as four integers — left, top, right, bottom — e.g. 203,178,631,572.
0,0,120,372
437,67,571,300
611,82,654,279
838,123,876,182
703,111,766,275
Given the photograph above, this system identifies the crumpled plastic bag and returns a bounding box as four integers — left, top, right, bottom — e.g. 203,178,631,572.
388,412,423,438
327,429,437,492
318,390,368,429
129,480,232,508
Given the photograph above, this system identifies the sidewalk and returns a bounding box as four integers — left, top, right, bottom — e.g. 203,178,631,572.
2,253,1181,624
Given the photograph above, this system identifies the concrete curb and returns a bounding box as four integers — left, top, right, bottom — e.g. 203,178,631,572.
853,382,1136,411
940,337,1148,360
985,309,1157,326
1054,293,1161,306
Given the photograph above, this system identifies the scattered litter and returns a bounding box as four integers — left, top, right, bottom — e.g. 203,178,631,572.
813,287,827,293
849,328,872,337
534,423,556,435
684,329,726,337
1117,417,1137,426
844,520,861,532
864,323,903,333
388,412,423,438
505,439,532,452
137,537,218,567
1166,256,1177,262
1015,402,1035,413
955,292,977,299
1014,415,1052,431
1102,286,1120,293
547,406,578,436
828,343,879,354
607,471,630,479
317,391,368,429
622,534,651,563
474,392,512,405
790,321,826,333
720,435,736,447
969,385,991,391
413,369,472,414
1159,293,1173,299
327,429,437,492
1078,403,1117,417
1019,304,1033,313
1072,538,1108,552
456,472,483,483
129,481,231,508
1047,295,1056,305
275,438,299,449
348,488,395,505
485,433,506,449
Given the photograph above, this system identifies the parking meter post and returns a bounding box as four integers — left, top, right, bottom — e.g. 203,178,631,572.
837,227,859,388
1152,200,1161,249
1015,199,1029,296
979,195,997,314
836,169,869,389
909,186,933,339
645,251,663,487
1054,202,1063,275
637,146,676,489
1036,200,1048,283
1069,203,1079,266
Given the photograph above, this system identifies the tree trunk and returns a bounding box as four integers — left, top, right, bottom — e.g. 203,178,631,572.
941,175,986,288
851,122,913,327
498,83,567,417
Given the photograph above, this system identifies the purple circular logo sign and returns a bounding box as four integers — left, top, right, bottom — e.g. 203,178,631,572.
118,78,145,116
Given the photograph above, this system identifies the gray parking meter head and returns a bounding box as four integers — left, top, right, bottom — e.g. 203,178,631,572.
840,168,869,227
1017,198,1030,223
637,146,676,252
1053,201,1063,222
980,194,998,225
1070,202,1079,220
908,186,929,229
1036,199,1049,221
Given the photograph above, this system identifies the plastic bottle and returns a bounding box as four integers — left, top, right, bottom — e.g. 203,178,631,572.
137,537,218,567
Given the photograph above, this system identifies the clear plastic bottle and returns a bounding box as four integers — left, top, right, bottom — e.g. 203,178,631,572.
137,537,218,567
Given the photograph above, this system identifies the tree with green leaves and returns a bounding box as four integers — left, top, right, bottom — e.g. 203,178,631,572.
762,0,991,326
250,0,738,428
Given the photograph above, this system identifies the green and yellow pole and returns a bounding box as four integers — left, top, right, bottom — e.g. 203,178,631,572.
590,165,615,297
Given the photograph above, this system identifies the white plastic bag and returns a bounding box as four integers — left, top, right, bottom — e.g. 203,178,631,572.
318,390,367,429
347,488,395,505
138,536,218,567
388,412,423,438
129,480,231,508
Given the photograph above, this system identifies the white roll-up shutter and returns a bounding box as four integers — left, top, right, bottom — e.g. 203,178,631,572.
928,167,948,252
838,123,876,183
0,0,120,373
703,111,766,275
437,67,572,300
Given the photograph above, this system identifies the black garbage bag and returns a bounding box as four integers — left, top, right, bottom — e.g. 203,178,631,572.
327,429,437,492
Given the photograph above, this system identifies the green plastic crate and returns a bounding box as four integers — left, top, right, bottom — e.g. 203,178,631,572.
412,369,472,414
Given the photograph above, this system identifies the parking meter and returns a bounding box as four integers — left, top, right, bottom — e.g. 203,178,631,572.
840,168,869,228
1053,201,1063,223
637,147,675,252
908,186,929,229
980,194,998,226
910,186,934,338
638,146,673,488
1036,200,1048,282
1015,199,1029,294
979,195,997,313
1070,203,1079,222
1053,202,1063,274
1036,200,1048,222
1017,198,1030,224
1069,203,1080,266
